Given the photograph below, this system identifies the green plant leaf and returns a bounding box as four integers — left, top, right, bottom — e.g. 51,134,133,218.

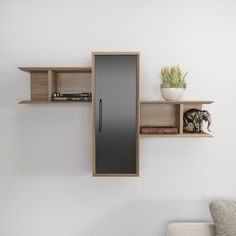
160,65,188,87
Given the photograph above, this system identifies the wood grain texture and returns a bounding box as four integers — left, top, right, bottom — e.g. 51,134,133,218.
140,103,176,127
92,53,96,176
183,104,203,112
30,72,48,101
140,102,212,136
92,52,139,56
175,104,184,134
136,53,140,176
48,70,55,101
140,100,213,104
56,72,91,93
140,132,212,137
93,173,139,177
20,67,92,103
18,100,92,104
19,67,91,73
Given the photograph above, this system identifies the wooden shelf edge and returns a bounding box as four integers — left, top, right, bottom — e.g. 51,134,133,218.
18,67,92,73
93,173,139,177
140,100,214,104
140,132,213,137
92,52,140,56
18,100,92,104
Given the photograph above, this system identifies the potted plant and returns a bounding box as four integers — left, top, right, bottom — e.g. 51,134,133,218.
160,65,188,101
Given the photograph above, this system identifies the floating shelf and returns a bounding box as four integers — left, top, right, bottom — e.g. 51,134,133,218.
140,132,213,138
19,67,92,104
18,67,91,73
18,100,92,104
140,100,213,104
140,100,213,137
19,67,213,137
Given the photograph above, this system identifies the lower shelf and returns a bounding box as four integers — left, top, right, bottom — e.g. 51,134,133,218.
140,132,213,137
19,100,92,104
93,173,139,177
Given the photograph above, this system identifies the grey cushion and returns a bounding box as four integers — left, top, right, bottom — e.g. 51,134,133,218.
209,201,236,236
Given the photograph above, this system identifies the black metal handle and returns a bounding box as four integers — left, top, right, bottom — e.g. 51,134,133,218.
99,99,102,132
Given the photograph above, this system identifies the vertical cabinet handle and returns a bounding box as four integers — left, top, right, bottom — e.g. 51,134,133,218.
99,99,102,132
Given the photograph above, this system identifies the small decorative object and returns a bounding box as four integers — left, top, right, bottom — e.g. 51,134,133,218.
160,65,187,101
140,126,178,135
183,108,211,133
52,92,92,101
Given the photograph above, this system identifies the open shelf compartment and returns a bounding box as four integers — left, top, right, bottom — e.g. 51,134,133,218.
18,67,92,104
140,100,213,137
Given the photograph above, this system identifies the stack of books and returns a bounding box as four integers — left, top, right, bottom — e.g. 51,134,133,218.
140,126,178,135
52,92,92,101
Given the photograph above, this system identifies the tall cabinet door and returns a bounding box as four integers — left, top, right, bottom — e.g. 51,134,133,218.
92,53,139,176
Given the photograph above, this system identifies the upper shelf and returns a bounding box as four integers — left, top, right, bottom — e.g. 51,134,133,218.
18,67,91,73
139,132,213,137
18,100,92,104
19,67,92,104
140,100,214,104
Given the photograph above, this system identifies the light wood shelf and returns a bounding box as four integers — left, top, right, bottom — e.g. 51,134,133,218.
140,100,213,137
19,68,213,137
140,132,213,138
18,67,91,73
18,100,92,104
140,100,213,104
19,67,92,104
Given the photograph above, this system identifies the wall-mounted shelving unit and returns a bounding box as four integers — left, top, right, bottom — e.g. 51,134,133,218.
140,100,213,137
19,67,213,138
18,60,213,176
18,67,92,104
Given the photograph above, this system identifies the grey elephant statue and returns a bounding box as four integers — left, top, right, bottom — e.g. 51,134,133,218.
183,108,211,133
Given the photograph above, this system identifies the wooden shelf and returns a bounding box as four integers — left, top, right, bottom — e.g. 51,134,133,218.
140,100,213,137
18,100,92,104
19,67,213,138
19,67,92,103
140,132,213,138
18,67,91,73
140,100,213,104
18,59,214,178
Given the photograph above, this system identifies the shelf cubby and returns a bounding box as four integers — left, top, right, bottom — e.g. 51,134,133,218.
18,69,213,137
18,100,92,104
18,67,92,104
140,100,213,137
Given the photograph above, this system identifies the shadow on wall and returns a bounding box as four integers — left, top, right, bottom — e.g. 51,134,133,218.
79,199,212,236
14,105,92,177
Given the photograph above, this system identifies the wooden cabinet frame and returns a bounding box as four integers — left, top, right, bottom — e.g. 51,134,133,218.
18,53,213,177
92,52,140,176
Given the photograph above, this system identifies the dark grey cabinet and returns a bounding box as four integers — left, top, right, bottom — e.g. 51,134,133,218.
92,53,139,176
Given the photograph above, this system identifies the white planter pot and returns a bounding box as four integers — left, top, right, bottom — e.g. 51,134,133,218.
161,84,185,101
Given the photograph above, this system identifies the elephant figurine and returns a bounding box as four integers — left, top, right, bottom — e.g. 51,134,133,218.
183,108,211,133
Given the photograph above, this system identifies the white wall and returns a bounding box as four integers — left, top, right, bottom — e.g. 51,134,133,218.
1,0,236,235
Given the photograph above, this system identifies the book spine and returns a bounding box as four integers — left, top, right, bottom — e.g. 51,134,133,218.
52,92,92,98
52,97,91,101
140,127,178,134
